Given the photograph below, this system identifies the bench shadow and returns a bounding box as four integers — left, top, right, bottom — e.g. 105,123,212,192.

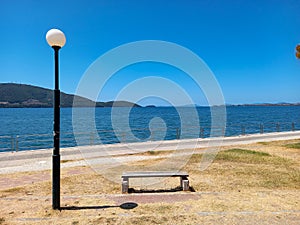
60,202,138,211
129,186,196,193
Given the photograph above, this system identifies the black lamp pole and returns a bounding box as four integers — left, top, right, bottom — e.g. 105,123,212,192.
46,28,65,210
52,45,61,209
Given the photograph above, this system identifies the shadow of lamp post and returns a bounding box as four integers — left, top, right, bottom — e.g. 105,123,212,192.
46,28,66,210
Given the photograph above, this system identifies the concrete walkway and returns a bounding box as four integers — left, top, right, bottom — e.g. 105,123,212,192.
0,131,300,174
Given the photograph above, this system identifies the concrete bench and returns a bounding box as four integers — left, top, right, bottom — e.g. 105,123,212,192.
121,171,189,193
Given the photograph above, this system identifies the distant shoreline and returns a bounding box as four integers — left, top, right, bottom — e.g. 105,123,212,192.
1,83,300,108
1,104,300,108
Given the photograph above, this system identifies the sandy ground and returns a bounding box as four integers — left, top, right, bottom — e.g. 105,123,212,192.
0,132,300,224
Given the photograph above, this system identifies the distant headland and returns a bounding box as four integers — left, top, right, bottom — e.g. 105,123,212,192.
0,83,299,108
0,83,141,108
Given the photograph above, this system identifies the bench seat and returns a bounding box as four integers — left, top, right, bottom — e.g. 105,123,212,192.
121,171,189,193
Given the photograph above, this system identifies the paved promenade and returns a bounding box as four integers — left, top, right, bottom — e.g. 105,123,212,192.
1,131,300,174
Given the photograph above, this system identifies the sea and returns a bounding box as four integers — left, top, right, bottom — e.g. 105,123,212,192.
0,106,300,152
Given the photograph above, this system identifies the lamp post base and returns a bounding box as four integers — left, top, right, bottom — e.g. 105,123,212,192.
52,154,60,209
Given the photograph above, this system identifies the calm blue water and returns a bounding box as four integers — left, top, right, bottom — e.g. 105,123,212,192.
0,106,300,152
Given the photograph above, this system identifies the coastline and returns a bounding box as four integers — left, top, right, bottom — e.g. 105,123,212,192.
1,131,300,174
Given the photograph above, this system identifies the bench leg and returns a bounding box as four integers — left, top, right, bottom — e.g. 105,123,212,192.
122,178,129,193
181,178,190,191
180,176,188,188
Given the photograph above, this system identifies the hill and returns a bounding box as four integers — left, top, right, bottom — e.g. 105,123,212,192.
0,83,141,108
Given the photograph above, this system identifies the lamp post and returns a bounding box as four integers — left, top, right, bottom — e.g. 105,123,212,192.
46,28,66,209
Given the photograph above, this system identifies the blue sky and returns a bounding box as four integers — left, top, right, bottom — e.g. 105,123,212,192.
0,0,299,106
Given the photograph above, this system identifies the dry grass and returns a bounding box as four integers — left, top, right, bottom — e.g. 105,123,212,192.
185,148,300,192
285,141,300,149
0,139,300,224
